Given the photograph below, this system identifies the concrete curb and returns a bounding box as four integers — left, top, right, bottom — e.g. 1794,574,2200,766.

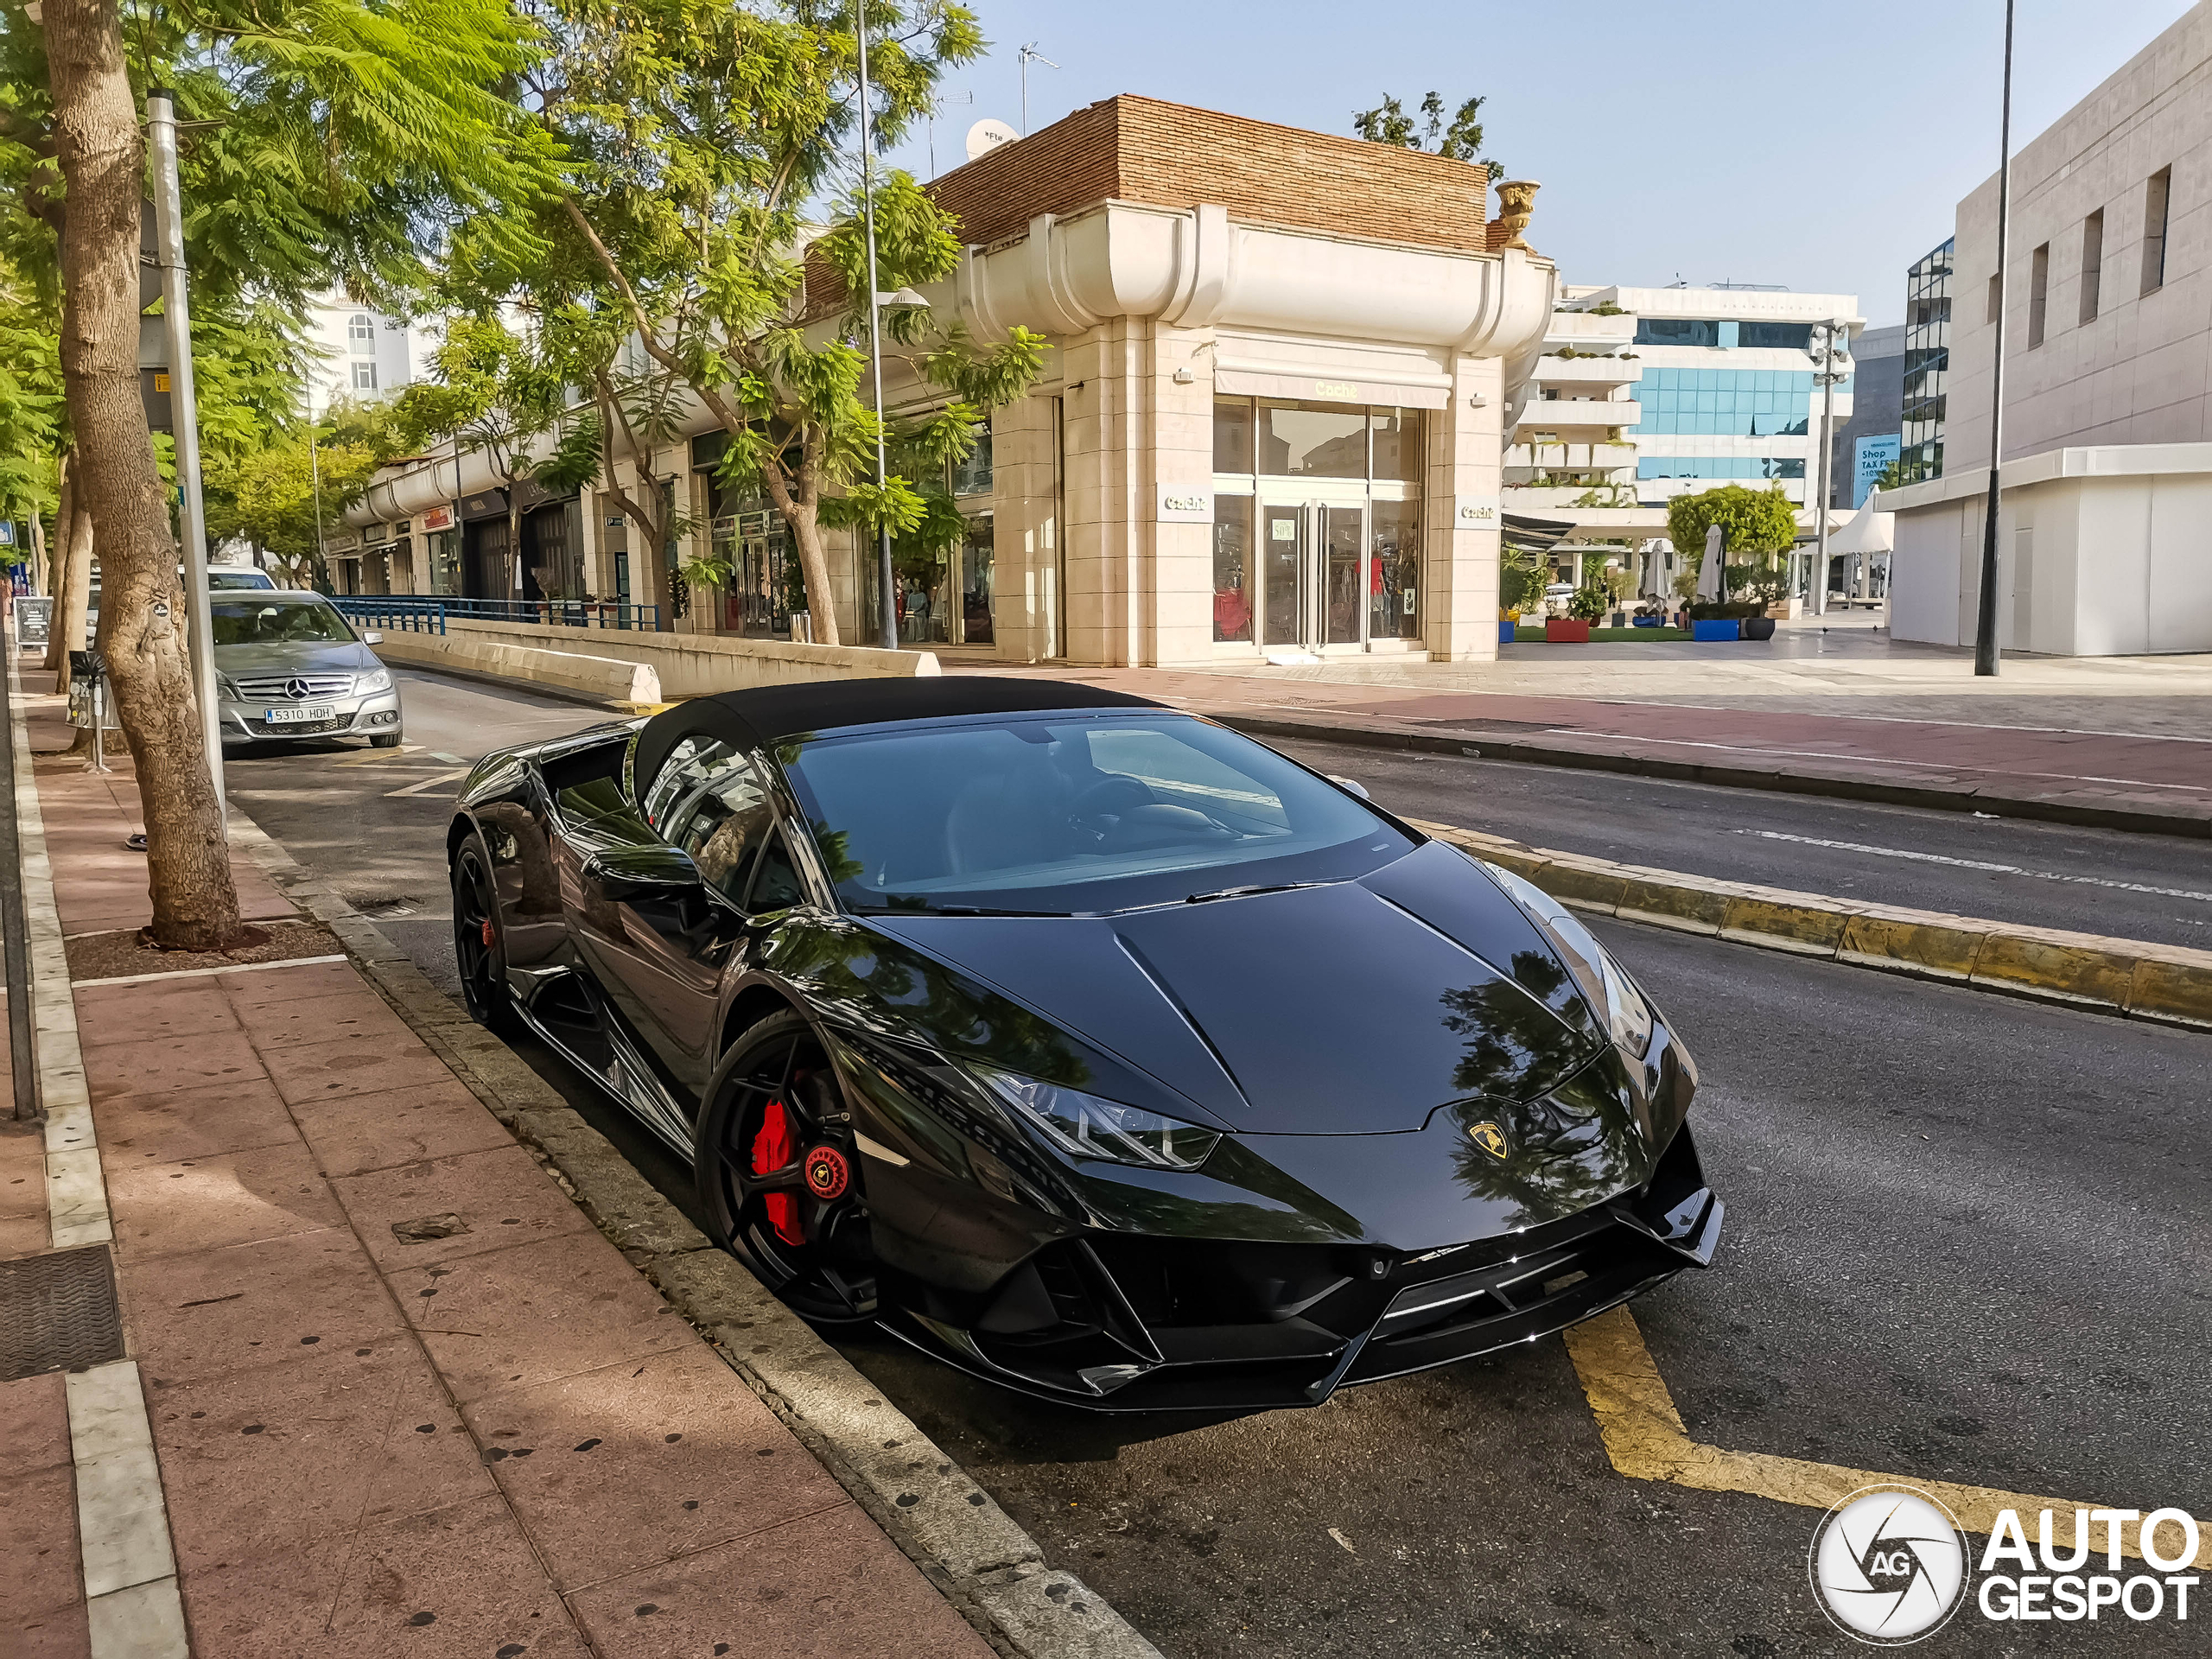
1409,817,2212,1029
224,808,1161,1659
1212,709,2212,841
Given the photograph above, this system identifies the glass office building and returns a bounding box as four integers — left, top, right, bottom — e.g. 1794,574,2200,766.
1628,321,1844,503
1900,238,1953,483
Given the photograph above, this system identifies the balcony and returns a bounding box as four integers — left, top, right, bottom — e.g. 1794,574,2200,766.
1501,485,1646,514
1544,310,1637,348
1513,437,1637,471
1520,398,1640,433
1531,355,1643,388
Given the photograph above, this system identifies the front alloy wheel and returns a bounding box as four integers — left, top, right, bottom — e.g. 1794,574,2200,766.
450,830,519,1035
696,1011,877,1326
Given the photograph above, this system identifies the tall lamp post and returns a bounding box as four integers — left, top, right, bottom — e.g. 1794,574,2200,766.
1808,319,1852,617
147,88,225,827
854,18,931,649
1974,0,2018,677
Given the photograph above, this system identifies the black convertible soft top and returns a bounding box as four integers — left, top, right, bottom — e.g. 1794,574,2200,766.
632,677,1164,797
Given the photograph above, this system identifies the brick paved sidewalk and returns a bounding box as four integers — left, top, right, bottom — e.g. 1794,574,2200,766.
950,662,2212,835
3,686,990,1659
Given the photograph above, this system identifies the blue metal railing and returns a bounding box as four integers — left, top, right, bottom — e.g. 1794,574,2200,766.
332,596,664,634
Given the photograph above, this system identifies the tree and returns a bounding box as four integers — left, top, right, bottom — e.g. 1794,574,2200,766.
22,0,561,950
1666,484,1799,607
510,0,1042,646
1353,92,1503,180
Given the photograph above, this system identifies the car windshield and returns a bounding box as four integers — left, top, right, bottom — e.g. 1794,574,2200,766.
776,712,1415,916
209,599,355,645
207,569,274,590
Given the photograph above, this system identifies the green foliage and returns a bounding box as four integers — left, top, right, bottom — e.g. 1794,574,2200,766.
1666,484,1797,604
0,267,60,528
1351,91,1503,180
1566,583,1611,621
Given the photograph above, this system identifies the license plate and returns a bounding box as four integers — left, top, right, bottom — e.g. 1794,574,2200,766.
262,704,335,724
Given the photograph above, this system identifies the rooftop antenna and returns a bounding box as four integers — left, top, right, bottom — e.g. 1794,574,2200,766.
928,90,972,178
1017,42,1058,135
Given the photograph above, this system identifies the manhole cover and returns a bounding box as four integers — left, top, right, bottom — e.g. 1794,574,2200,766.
0,1245,125,1382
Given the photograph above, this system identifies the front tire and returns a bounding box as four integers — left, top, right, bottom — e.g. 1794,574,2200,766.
695,1011,877,1326
371,732,403,748
449,829,520,1035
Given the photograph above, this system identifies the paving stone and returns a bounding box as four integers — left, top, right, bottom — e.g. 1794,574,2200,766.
120,1229,405,1385
386,1230,698,1405
96,1077,297,1166
107,1141,346,1261
334,1144,590,1271
566,1501,995,1659
291,1080,515,1179
72,982,239,1048
228,989,415,1052
146,1348,493,1575
84,1031,265,1104
461,1344,848,1592
259,1033,455,1108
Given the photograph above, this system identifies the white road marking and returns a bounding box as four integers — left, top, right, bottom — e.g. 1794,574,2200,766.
384,767,472,799
330,743,426,766
1730,828,2212,905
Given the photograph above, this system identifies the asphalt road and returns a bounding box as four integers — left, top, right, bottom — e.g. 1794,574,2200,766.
228,669,2212,1656
1270,734,2212,950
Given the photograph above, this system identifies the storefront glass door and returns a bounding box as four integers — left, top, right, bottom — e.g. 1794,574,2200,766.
1262,503,1306,647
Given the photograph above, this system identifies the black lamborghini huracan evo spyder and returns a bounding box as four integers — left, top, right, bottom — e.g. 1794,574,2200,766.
447,677,1722,1411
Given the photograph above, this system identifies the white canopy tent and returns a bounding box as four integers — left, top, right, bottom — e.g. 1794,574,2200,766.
1824,508,1895,606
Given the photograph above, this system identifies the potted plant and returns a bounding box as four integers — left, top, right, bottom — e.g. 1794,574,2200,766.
1548,583,1607,643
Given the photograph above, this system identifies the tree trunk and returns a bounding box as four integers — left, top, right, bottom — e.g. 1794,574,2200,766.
46,0,243,950
782,499,840,647
44,451,91,680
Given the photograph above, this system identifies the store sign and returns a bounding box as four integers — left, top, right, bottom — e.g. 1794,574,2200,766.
1157,486,1213,524
1313,380,1357,401
325,532,359,554
1853,433,1902,507
1454,495,1502,531
420,505,455,532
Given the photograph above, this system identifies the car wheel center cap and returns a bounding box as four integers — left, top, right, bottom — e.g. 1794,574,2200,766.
802,1146,850,1202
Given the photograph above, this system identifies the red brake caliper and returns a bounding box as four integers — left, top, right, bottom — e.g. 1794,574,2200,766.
480,918,496,948
753,1098,804,1245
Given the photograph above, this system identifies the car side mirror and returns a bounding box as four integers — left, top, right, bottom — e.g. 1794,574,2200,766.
360,630,384,645
582,844,702,902
1327,774,1370,800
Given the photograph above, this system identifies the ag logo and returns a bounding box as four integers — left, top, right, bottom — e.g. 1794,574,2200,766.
1808,1484,1969,1645
1465,1121,1508,1160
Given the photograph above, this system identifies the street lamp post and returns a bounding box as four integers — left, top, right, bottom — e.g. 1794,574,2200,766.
1975,0,2018,677
146,88,225,828
1808,319,1851,617
854,13,897,649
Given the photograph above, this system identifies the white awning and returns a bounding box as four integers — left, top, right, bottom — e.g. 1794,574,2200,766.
1827,509,1894,556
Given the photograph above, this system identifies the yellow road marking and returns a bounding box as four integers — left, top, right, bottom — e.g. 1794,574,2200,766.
1563,1306,2211,1569
330,744,427,766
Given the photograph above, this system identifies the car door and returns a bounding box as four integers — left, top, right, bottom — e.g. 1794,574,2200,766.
570,735,776,1100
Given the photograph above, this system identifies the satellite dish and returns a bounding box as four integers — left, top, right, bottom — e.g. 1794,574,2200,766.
966,118,1020,161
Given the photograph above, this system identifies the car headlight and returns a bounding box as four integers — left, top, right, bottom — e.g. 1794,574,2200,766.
1484,864,1654,1062
358,669,391,695
216,675,241,701
973,1065,1221,1171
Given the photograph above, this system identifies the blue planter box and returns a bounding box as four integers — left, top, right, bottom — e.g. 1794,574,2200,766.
1691,619,1741,642
1499,620,1516,644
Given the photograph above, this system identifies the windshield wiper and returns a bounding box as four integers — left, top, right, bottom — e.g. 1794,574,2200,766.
1181,880,1331,906
912,904,1072,918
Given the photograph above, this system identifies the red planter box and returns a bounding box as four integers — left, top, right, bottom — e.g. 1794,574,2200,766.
1545,618,1592,643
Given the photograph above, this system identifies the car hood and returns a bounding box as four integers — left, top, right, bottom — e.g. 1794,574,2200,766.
213,640,381,678
858,842,1606,1135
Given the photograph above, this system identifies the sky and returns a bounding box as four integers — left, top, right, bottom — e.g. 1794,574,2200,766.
875,0,2199,327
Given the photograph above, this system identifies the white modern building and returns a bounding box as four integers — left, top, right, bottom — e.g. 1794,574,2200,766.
1504,284,1862,591
301,295,434,415
1878,1,2212,655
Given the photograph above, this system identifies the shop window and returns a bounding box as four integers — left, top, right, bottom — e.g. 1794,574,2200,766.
1370,410,1424,482
1212,497,1254,643
961,515,995,645
1257,403,1368,478
1213,397,1254,473
1370,500,1421,642
950,423,993,497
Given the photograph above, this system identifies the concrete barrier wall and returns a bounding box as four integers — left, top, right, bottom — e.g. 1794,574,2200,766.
372,630,666,706
393,618,941,701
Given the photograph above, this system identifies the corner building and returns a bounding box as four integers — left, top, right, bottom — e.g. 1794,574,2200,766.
847,95,1556,666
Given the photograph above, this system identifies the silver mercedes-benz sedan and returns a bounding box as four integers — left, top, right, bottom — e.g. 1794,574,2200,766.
213,590,405,747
